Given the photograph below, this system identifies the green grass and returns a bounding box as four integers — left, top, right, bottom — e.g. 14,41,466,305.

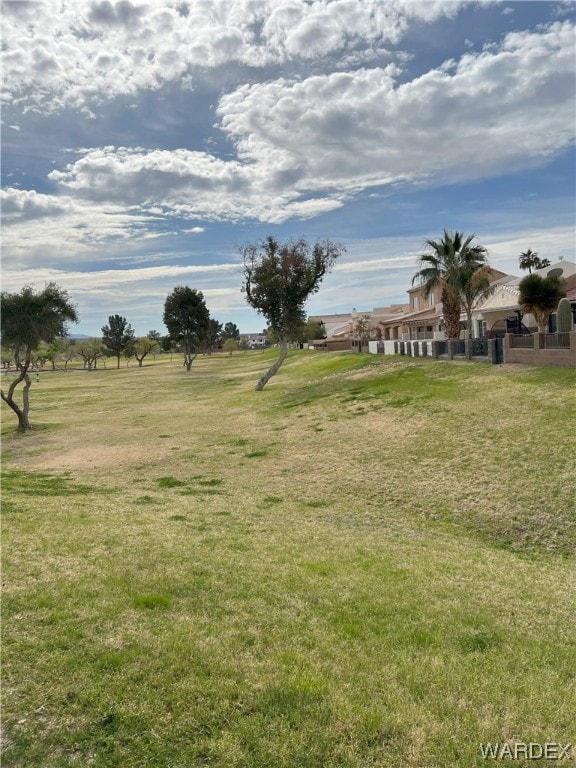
1,350,575,767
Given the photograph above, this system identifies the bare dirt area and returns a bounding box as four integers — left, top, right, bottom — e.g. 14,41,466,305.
32,442,168,472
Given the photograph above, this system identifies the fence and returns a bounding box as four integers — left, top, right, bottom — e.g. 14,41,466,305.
387,337,502,363
544,333,570,349
509,335,535,348
504,332,576,367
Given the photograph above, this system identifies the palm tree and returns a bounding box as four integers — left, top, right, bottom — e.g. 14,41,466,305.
518,274,565,333
518,249,551,274
412,230,488,339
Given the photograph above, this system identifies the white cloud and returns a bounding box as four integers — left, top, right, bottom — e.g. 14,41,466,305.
0,187,166,265
0,262,240,295
36,21,575,228
218,21,574,192
1,0,470,112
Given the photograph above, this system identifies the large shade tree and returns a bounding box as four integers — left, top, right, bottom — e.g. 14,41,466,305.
241,236,344,390
412,230,488,339
518,273,565,333
0,283,78,431
163,286,211,371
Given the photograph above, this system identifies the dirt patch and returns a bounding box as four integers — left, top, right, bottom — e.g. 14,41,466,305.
33,442,170,472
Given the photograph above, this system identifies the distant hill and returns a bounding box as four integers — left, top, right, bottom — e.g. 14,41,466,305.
66,334,92,340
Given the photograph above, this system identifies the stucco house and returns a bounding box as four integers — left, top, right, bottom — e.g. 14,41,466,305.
475,260,576,335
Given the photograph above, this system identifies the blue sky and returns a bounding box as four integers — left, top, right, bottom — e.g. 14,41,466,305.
2,0,574,335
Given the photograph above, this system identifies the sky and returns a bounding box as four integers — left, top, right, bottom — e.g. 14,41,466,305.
1,0,575,336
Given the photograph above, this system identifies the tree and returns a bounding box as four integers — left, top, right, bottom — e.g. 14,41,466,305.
76,338,106,370
147,330,162,342
36,338,69,370
223,322,240,340
131,336,160,367
352,314,371,345
223,338,240,356
518,249,551,274
204,319,223,354
101,315,135,369
412,230,488,339
518,273,565,333
460,265,493,339
295,318,326,343
163,286,211,371
241,236,344,390
0,283,78,431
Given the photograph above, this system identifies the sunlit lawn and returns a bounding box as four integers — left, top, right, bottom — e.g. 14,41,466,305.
2,351,575,767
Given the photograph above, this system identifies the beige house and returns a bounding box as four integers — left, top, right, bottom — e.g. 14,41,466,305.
310,261,575,357
475,260,576,335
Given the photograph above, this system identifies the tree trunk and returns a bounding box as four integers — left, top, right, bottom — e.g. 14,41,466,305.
1,369,32,431
116,354,121,369
442,288,462,339
255,341,288,391
466,309,474,339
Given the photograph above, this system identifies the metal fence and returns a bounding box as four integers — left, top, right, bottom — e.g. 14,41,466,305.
470,338,488,356
544,333,570,349
509,334,534,348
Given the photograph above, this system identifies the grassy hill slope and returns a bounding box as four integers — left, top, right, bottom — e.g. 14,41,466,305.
2,351,575,767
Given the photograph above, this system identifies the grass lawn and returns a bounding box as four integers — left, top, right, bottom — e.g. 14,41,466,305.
1,350,575,767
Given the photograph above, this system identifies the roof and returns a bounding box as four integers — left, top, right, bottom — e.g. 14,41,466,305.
507,260,576,286
399,307,441,325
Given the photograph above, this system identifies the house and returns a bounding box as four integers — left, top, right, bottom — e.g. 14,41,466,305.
308,304,409,350
310,259,575,365
376,268,510,342
475,260,576,335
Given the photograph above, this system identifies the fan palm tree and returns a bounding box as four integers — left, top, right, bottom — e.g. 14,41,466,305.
412,230,488,339
518,274,565,333
518,249,551,274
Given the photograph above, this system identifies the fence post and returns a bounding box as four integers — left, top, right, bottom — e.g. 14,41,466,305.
431,341,439,359
422,342,428,357
489,337,501,364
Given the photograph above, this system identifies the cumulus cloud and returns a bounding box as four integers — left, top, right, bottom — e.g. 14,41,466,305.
218,21,575,190
1,0,468,112
46,145,347,222
39,21,575,226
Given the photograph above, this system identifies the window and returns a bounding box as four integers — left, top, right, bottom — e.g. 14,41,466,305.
428,293,434,306
412,296,420,310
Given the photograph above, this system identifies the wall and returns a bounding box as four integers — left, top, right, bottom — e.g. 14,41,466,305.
504,332,576,367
